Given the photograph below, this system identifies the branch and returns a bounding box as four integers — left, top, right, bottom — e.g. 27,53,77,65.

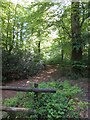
60,20,72,38
80,1,90,27
80,3,86,28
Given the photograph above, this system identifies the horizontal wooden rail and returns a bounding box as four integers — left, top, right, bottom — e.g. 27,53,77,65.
1,83,56,119
0,86,56,93
1,106,36,114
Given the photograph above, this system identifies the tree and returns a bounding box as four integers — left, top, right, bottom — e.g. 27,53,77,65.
71,1,90,73
71,2,82,62
87,2,90,78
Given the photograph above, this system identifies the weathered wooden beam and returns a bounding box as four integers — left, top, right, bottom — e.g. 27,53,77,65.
0,106,36,114
0,86,56,93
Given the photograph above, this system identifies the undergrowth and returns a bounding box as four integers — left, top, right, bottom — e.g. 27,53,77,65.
3,80,88,120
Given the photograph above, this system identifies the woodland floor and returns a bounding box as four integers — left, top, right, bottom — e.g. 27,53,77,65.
2,65,90,118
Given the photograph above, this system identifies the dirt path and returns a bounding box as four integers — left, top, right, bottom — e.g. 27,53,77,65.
2,65,58,99
2,65,89,102
2,65,89,100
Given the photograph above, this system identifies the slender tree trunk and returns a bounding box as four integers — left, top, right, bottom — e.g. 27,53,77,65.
13,4,17,40
20,22,23,46
88,2,90,78
87,4,90,118
37,40,41,60
61,49,64,61
8,29,13,54
38,41,40,55
71,2,82,73
6,14,10,51
1,19,5,49
88,43,90,78
37,30,41,60
6,2,13,54
16,28,19,48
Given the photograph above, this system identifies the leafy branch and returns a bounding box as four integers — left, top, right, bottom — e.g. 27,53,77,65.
80,1,90,27
60,19,72,38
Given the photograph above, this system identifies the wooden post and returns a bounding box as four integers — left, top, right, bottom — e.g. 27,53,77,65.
1,84,56,120
34,83,38,102
34,83,39,120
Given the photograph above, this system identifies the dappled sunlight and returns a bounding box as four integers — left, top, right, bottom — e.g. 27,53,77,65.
2,66,59,99
46,68,57,74
33,80,39,83
26,81,30,84
32,67,58,82
1,0,89,118
2,65,90,118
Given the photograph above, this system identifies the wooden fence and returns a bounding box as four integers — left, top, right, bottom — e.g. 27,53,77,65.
0,83,56,119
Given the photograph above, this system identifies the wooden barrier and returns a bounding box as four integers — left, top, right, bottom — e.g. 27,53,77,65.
1,83,56,119
1,106,36,114
0,86,56,93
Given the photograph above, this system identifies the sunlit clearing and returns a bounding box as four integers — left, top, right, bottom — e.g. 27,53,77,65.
9,0,70,6
9,0,34,5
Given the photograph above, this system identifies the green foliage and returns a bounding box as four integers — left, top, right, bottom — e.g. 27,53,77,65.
56,60,88,79
46,54,61,65
3,81,88,119
71,61,88,78
37,81,83,119
2,49,44,82
4,97,19,107
1,0,89,79
4,92,34,108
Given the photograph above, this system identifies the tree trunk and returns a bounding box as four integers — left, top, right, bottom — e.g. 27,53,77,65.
88,2,90,78
88,45,90,78
61,49,64,61
37,30,41,60
71,2,82,73
88,23,90,78
20,22,23,46
38,40,41,56
6,13,10,51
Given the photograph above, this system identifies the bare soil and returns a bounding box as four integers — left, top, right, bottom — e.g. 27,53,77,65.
2,65,58,99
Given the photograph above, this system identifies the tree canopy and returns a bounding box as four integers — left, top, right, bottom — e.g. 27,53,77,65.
1,0,90,81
